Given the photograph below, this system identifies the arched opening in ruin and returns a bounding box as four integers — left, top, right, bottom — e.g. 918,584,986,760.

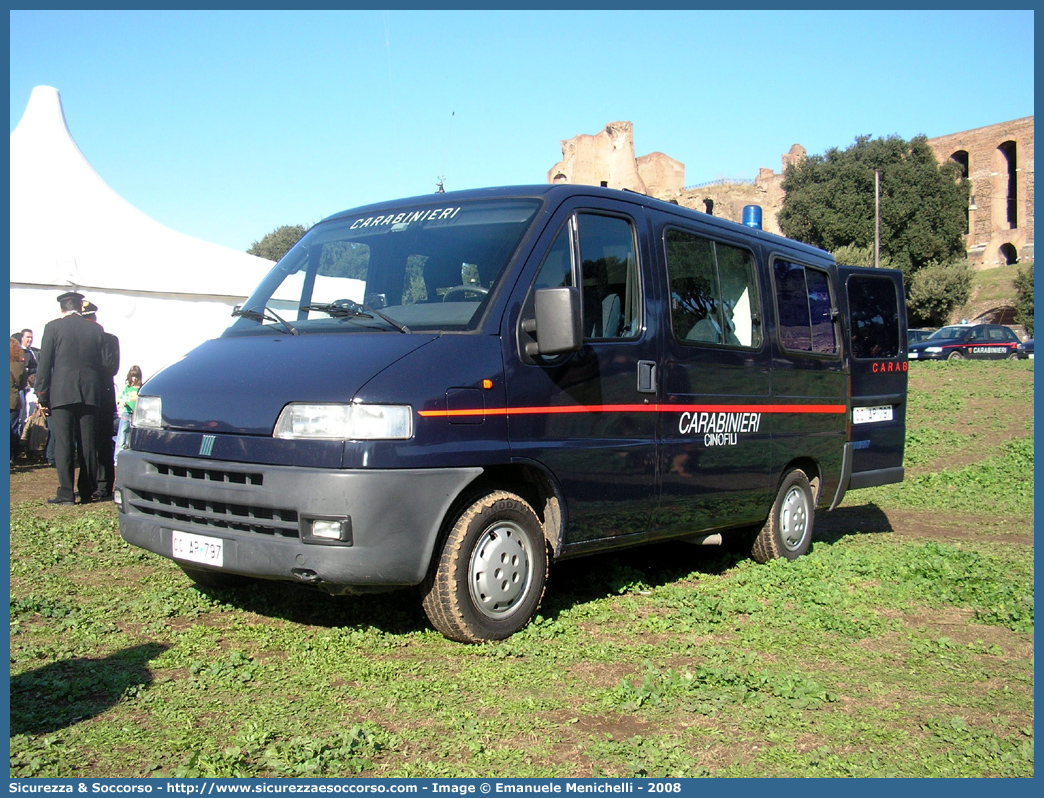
553,173,568,183
999,243,1018,266
976,305,1018,325
995,141,1018,230
950,150,970,233
703,199,714,215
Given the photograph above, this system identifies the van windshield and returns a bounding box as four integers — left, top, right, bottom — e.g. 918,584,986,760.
231,199,541,335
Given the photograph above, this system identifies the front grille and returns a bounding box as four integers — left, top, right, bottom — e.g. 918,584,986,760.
152,462,263,486
128,488,300,537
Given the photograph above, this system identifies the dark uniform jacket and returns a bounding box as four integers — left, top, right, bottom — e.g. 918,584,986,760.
35,313,115,409
100,331,120,414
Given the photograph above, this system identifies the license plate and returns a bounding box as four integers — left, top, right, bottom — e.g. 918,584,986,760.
908,352,919,359
853,405,893,424
172,530,224,567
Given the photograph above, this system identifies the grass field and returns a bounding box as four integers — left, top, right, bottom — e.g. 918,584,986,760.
8,360,1034,778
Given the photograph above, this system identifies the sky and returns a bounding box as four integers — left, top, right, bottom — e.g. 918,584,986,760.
10,9,1035,253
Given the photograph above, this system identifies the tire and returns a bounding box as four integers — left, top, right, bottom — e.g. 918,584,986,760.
422,490,548,643
180,565,253,589
751,470,814,563
1007,352,1019,360
947,350,965,361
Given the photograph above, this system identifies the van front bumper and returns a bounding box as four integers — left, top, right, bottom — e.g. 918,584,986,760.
115,449,481,593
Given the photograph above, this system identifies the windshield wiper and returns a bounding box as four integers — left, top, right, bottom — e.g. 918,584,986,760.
231,305,298,335
300,300,410,334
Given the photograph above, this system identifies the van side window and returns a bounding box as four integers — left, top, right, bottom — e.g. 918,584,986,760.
532,212,641,341
775,260,837,355
577,214,641,339
665,228,762,348
847,276,900,358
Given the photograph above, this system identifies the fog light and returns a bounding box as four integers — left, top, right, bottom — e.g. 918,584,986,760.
312,520,343,539
302,517,352,545
113,489,123,510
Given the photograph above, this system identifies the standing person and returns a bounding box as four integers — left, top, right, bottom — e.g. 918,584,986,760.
80,301,120,501
10,338,28,462
19,329,38,377
34,291,110,505
17,329,56,466
11,330,36,439
115,365,142,455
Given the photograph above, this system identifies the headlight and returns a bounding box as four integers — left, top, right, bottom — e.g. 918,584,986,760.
132,396,163,429
273,403,413,440
925,347,943,353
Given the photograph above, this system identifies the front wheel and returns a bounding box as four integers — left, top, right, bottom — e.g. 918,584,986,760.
751,470,814,563
422,491,548,643
947,350,965,361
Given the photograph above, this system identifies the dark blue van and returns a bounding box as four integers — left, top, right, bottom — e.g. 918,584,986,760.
116,185,907,642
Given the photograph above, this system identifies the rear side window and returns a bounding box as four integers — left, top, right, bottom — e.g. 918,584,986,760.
664,228,762,348
775,259,837,355
847,275,900,358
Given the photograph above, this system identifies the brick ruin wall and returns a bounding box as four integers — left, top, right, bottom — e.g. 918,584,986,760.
548,121,685,197
926,116,1034,269
549,120,1034,270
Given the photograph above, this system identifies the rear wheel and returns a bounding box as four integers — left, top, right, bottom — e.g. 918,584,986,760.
752,470,814,563
422,490,548,643
180,565,253,589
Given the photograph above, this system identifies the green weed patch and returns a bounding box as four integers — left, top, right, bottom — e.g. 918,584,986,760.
864,436,1033,515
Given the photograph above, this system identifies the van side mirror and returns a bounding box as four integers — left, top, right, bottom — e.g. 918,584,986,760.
524,287,582,357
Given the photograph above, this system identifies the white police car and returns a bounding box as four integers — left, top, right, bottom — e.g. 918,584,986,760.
908,323,1021,361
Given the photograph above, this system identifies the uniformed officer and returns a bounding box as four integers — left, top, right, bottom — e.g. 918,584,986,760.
80,301,121,500
34,291,114,505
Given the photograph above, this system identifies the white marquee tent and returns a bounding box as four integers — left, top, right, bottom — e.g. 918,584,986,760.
9,85,275,382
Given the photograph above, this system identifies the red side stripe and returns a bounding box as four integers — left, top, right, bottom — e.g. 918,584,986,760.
418,403,846,418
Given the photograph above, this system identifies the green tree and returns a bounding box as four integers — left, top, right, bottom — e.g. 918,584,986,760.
247,224,310,262
779,135,969,280
906,258,972,326
831,243,894,269
1013,263,1034,336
